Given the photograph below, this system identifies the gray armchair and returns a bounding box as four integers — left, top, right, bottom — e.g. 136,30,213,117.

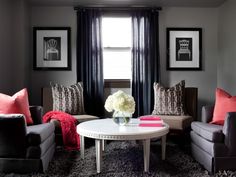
191,105,236,173
0,106,55,173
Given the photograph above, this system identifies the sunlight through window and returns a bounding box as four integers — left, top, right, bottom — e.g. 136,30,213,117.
102,17,132,80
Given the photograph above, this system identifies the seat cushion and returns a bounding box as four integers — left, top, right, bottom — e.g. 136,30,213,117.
50,114,99,134
158,115,193,130
27,123,55,145
73,114,99,124
191,121,224,143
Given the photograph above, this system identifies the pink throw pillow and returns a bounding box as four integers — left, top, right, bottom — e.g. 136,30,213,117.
0,88,33,125
211,88,236,125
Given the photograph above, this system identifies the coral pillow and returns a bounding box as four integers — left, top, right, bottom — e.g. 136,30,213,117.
0,89,33,124
211,88,236,125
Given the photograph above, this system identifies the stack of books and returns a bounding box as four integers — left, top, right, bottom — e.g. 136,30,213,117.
138,115,164,127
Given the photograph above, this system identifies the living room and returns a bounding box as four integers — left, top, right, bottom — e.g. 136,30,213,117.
0,0,236,176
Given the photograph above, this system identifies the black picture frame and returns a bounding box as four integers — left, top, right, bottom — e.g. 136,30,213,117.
33,27,71,70
166,28,202,70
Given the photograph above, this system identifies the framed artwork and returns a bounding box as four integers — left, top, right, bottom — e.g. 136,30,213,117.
166,28,202,70
33,27,71,70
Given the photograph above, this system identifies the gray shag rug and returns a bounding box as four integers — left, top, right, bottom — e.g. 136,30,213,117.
1,141,236,177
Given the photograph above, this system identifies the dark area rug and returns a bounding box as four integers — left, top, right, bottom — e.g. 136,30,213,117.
1,141,236,177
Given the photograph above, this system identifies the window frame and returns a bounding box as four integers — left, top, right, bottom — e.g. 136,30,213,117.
104,79,130,88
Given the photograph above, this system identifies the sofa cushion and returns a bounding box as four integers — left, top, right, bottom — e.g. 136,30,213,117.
191,122,224,143
152,80,186,116
158,115,193,130
27,123,55,146
51,82,85,115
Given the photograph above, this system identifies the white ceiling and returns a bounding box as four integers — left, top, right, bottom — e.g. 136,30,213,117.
29,0,227,7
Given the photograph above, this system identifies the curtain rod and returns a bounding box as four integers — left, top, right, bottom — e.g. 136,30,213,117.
74,6,162,11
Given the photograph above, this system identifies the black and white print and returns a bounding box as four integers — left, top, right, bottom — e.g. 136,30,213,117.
166,28,202,70
33,27,71,70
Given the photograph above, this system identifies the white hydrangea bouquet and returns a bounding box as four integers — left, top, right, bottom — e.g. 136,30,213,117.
104,90,135,125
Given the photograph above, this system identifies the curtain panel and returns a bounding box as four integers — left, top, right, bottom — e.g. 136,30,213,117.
131,10,160,117
76,9,104,117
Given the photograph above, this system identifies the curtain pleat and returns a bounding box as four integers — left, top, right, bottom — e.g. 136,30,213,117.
131,10,160,117
76,9,104,117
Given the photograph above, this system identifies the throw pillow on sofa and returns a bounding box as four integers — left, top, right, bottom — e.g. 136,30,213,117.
0,88,33,124
51,82,85,115
152,80,186,116
211,88,236,125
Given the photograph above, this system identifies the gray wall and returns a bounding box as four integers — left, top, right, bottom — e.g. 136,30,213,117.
159,7,219,117
29,6,219,118
30,6,77,104
0,0,29,95
0,0,15,94
12,0,30,91
218,0,236,94
1,1,235,118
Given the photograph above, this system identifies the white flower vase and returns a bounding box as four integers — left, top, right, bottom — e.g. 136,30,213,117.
112,111,131,126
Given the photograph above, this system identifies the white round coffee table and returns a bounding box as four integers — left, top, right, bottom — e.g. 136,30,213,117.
77,118,169,173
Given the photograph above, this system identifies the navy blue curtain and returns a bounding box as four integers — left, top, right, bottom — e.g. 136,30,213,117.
76,9,104,117
131,10,160,117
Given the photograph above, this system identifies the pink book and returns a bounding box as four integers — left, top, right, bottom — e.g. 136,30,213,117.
139,123,164,127
139,115,161,121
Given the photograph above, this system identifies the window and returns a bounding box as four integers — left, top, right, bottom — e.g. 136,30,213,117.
102,17,132,80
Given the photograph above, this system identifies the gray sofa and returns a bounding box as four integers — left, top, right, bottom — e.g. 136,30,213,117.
0,106,55,173
191,105,236,173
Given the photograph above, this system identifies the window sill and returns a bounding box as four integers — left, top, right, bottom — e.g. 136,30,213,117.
104,79,130,88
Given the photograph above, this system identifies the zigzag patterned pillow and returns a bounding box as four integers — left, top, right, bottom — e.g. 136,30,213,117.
152,80,186,116
51,82,85,115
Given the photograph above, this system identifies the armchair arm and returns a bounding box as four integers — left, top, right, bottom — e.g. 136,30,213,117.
29,106,43,125
0,114,27,157
223,112,236,156
201,105,214,123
